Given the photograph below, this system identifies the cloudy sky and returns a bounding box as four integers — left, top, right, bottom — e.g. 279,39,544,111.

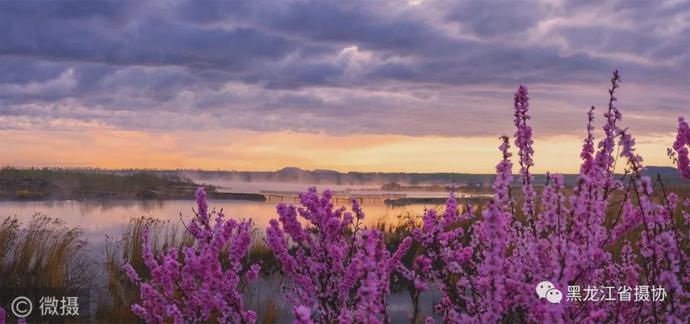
1,0,688,172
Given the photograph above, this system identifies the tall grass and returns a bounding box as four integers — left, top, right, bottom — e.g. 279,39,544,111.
244,232,288,323
0,214,89,291
97,216,192,322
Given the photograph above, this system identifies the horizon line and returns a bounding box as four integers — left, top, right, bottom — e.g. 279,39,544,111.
2,165,678,176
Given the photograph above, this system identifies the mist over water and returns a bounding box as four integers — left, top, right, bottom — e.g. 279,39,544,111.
0,176,464,286
0,183,435,253
192,178,381,194
192,178,459,198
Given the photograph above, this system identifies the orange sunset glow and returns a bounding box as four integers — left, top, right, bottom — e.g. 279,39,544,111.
0,128,676,173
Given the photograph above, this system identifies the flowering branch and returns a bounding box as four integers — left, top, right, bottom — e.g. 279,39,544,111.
124,188,259,324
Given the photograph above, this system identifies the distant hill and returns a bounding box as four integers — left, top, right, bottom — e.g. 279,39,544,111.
643,166,681,177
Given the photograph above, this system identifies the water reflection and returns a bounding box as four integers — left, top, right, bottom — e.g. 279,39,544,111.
0,199,434,247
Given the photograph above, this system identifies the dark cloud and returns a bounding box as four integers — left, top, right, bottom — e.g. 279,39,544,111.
0,0,688,137
0,57,67,85
443,0,547,38
0,0,134,21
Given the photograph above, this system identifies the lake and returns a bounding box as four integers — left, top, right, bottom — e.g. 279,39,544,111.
0,184,446,321
0,197,436,255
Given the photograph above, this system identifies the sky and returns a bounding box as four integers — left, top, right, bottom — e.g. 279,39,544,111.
1,0,689,173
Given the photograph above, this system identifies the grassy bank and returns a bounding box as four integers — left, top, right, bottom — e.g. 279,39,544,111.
0,167,197,200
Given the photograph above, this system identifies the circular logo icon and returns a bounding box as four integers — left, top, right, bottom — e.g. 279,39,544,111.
11,296,33,318
546,288,563,304
536,281,555,298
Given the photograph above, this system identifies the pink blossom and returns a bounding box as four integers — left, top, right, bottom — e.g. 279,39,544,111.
293,305,313,324
266,187,411,323
672,117,690,179
124,187,259,324
410,71,690,322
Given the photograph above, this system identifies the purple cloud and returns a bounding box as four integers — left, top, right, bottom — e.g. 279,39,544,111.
0,0,688,137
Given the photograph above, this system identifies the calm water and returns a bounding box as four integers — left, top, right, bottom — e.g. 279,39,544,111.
0,189,442,320
0,198,434,254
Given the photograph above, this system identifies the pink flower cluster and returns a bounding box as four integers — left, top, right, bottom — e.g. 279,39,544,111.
411,72,689,322
514,85,537,227
265,187,412,323
123,187,259,324
122,70,689,323
672,117,690,179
